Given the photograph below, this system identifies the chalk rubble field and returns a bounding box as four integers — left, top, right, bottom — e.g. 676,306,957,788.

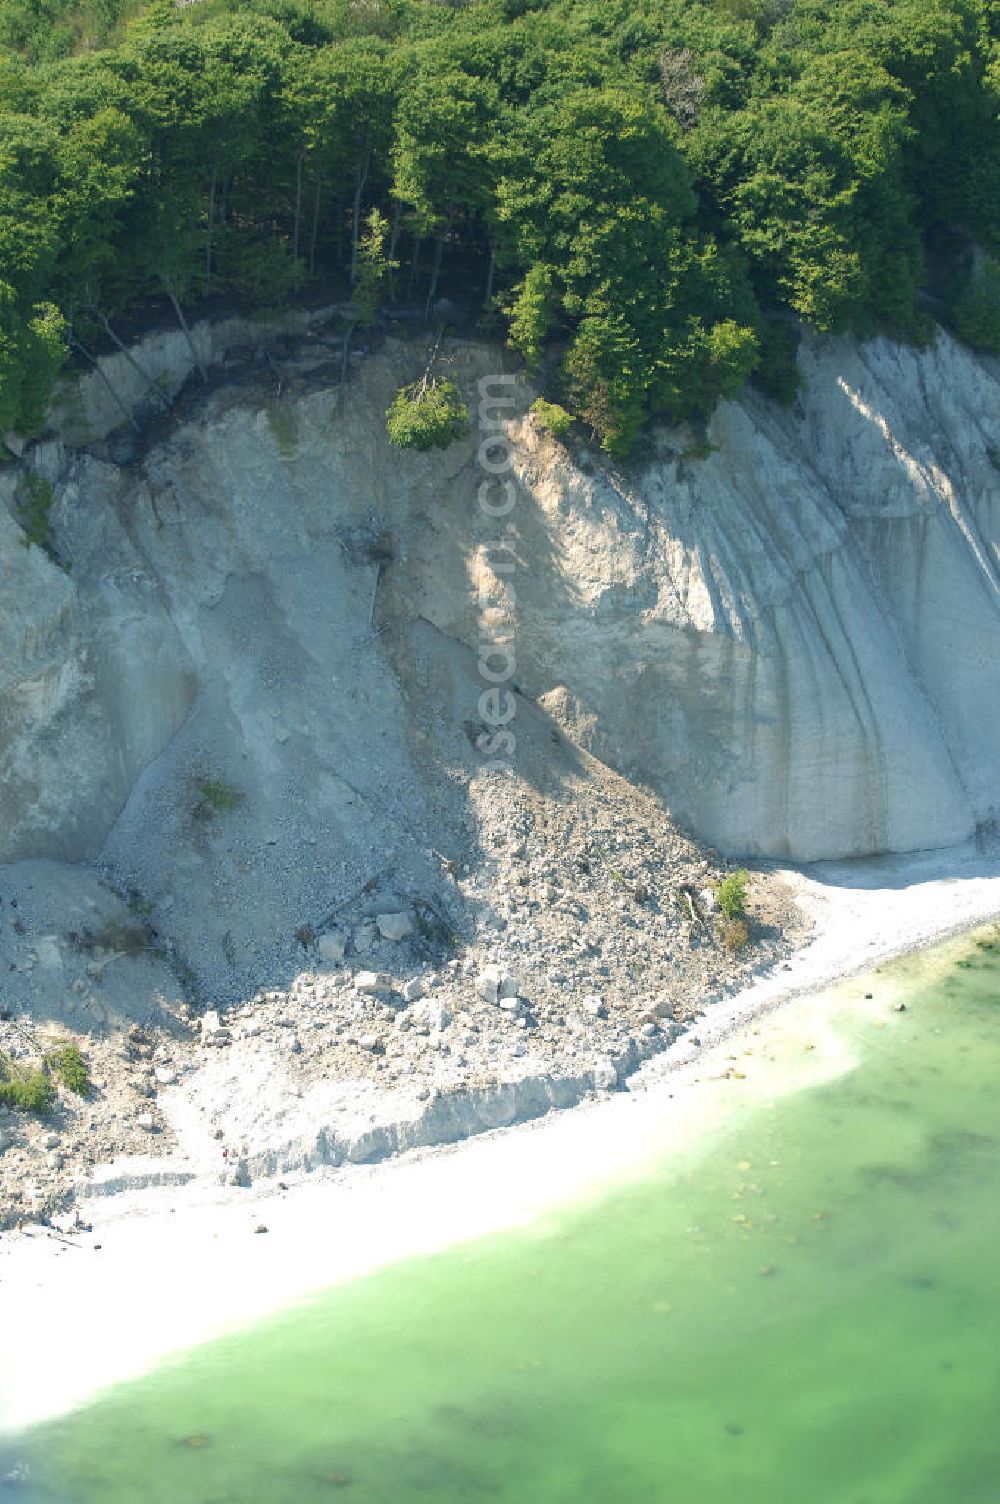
1,309,998,1224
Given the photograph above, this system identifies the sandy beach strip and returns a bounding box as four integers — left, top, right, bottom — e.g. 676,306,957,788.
1,841,999,1436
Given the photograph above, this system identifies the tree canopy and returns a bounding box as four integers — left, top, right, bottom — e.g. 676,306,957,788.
0,0,997,450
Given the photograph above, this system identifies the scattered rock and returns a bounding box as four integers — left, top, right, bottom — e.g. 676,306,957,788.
402,976,426,1003
136,1112,156,1131
376,911,414,942
358,1034,384,1053
200,1011,231,1046
318,931,347,963
582,994,607,1019
411,999,452,1032
475,965,520,1004
354,971,394,996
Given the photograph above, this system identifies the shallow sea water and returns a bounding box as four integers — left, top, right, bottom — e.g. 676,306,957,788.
7,928,1000,1502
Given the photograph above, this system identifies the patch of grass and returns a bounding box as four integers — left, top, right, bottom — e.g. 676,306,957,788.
75,918,153,956
414,910,435,942
680,439,717,462
718,915,751,951
16,472,55,553
45,1042,90,1096
267,403,298,457
0,1056,55,1114
717,869,750,919
413,902,460,952
198,778,244,814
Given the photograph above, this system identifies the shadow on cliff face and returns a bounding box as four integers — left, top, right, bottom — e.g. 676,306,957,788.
0,860,188,1036
0,611,603,1038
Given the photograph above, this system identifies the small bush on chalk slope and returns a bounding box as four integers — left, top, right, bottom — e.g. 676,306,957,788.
717,869,749,919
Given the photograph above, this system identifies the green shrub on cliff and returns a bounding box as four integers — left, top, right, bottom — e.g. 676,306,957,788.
0,1056,54,1113
45,1042,90,1096
531,398,574,440
16,472,54,552
717,869,750,920
386,379,468,452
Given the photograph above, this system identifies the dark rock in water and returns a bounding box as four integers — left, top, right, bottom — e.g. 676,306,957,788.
724,1422,745,1437
178,1435,211,1449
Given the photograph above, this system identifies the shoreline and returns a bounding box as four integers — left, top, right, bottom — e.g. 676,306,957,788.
2,841,1000,1437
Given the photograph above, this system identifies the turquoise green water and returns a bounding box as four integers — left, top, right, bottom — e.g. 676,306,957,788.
7,930,1000,1502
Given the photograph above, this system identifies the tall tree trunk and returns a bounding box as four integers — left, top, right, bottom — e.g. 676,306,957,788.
159,273,208,382
309,174,322,276
484,241,496,307
424,209,454,320
292,151,303,263
70,337,141,434
206,157,217,289
388,199,403,266
83,307,170,411
408,236,422,297
338,319,356,410
350,147,372,285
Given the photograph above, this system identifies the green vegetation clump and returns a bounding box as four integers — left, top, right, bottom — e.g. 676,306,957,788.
89,917,152,954
531,398,574,441
198,778,244,813
0,1056,54,1113
717,869,750,920
386,380,468,452
267,403,298,456
45,1042,90,1096
0,0,996,450
16,472,55,552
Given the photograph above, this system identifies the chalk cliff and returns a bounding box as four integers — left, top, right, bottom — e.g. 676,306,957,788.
1,317,998,960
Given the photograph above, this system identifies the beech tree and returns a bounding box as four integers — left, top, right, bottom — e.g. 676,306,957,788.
0,0,996,448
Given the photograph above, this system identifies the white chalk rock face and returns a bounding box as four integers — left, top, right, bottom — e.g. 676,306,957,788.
472,331,1000,860
0,461,195,864
0,315,997,989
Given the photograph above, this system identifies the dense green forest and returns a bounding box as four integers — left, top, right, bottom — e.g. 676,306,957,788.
1,0,998,452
